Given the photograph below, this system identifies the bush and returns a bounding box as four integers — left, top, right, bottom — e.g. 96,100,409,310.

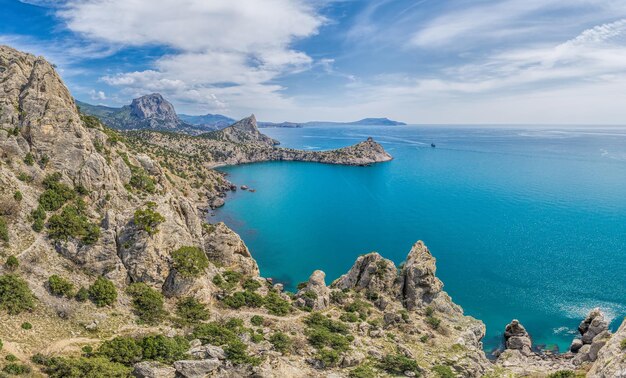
223,290,265,309
432,365,455,378
243,278,262,291
126,283,165,324
13,190,22,201
4,256,19,271
176,297,209,325
140,335,189,364
88,277,117,307
224,340,260,365
75,287,89,302
426,315,441,329
269,332,292,354
129,168,156,194
547,371,577,378
0,274,35,314
39,173,75,211
264,291,291,316
23,152,34,166
21,322,32,330
47,203,100,245
316,348,340,368
192,322,239,346
98,336,142,364
5,354,17,362
0,217,8,243
340,312,360,323
2,362,31,375
48,275,75,298
380,353,420,375
349,365,376,378
621,338,626,350
40,356,131,378
30,205,46,232
250,315,264,327
134,202,165,235
304,313,351,353
171,246,209,278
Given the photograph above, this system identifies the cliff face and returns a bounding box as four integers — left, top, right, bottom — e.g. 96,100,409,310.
202,114,279,146
129,93,182,129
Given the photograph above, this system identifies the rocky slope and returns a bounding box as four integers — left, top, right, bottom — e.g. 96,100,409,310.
1,44,624,378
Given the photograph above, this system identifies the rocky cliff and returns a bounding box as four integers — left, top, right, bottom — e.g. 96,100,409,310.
0,44,623,378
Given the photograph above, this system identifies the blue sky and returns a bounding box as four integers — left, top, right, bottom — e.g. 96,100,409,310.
2,0,626,124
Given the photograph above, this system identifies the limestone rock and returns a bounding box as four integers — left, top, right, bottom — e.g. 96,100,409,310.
579,308,609,344
588,317,626,377
294,270,330,311
204,114,279,146
503,320,533,355
173,359,221,378
203,222,259,276
400,241,461,315
332,252,397,295
132,361,176,378
188,345,226,360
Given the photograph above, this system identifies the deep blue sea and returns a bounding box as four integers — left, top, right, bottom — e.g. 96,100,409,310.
213,124,626,353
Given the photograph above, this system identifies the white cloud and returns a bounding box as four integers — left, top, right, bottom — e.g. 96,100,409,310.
56,0,324,115
88,89,107,100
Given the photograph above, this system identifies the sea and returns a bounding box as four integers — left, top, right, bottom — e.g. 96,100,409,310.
212,124,626,353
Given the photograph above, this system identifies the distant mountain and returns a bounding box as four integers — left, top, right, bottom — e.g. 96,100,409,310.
257,121,302,128
77,94,211,134
179,113,236,130
258,117,406,128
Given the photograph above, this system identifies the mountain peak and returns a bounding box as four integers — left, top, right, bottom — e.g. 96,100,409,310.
130,93,178,121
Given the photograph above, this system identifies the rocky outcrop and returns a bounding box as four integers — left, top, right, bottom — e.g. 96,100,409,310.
130,93,180,126
332,252,397,295
294,270,330,311
400,241,462,315
133,361,176,378
203,222,259,276
203,114,278,146
173,359,221,378
572,308,611,365
588,317,626,377
503,319,532,355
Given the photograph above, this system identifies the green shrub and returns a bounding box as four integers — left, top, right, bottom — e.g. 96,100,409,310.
304,313,351,353
31,205,46,232
432,365,455,378
224,340,260,365
17,172,32,182
349,365,376,378
97,336,142,364
129,168,156,194
0,217,8,243
176,297,209,325
316,348,340,368
2,362,31,375
140,335,189,364
75,287,89,302
621,338,626,350
88,277,117,307
242,278,261,291
426,315,441,329
4,256,19,271
547,371,577,378
23,152,34,166
13,190,22,202
0,274,35,314
223,270,243,285
380,353,420,375
126,283,165,324
39,173,75,211
340,312,360,323
192,322,239,346
5,354,17,362
425,306,435,316
0,338,3,350
48,275,75,298
21,322,32,330
264,291,291,316
134,202,165,235
47,204,100,245
40,356,131,378
269,332,292,354
250,315,264,327
223,291,265,309
171,246,209,278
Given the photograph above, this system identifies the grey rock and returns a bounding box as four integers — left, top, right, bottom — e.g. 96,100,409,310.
294,270,330,311
503,320,532,356
188,345,226,360
133,361,176,378
173,359,221,378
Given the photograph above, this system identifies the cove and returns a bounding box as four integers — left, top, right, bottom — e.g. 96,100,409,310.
212,124,626,353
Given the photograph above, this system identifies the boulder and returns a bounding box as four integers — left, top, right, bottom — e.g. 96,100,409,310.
203,222,259,276
188,345,226,360
332,252,397,295
173,359,221,378
132,361,176,378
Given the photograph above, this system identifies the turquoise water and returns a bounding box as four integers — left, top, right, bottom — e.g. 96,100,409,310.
213,125,626,353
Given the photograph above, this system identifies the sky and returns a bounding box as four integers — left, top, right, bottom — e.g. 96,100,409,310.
2,0,626,124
